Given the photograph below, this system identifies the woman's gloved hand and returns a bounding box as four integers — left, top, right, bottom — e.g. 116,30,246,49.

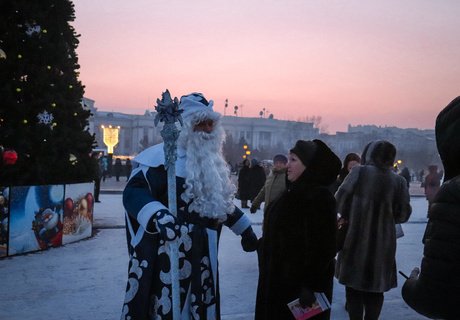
299,287,316,308
241,226,258,252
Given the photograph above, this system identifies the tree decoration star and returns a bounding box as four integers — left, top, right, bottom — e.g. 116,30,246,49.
25,23,41,36
37,110,54,127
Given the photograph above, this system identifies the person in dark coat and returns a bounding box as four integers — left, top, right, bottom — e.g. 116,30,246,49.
402,96,460,320
121,93,258,319
399,167,411,188
237,158,252,208
91,152,102,203
250,154,288,215
249,158,266,201
124,158,132,181
114,158,123,182
335,140,412,320
255,139,341,320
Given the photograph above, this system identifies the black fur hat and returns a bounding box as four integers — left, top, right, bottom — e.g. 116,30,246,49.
290,139,341,185
290,140,317,166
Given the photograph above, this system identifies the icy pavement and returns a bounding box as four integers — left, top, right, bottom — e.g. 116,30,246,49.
0,194,430,319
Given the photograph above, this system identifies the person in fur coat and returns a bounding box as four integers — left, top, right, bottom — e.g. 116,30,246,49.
335,140,412,320
250,154,287,215
121,93,258,320
255,139,341,320
402,96,460,320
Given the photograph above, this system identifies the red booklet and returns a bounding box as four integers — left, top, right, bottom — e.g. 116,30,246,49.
287,292,331,320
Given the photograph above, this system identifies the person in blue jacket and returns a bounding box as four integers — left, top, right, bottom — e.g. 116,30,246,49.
120,92,258,320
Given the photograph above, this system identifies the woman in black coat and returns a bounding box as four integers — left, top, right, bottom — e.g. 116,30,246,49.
255,139,341,320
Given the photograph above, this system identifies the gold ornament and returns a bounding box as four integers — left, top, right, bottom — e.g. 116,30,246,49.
16,88,21,92
42,29,47,33
68,85,73,89
73,112,77,116
51,102,56,107
23,119,28,124
17,54,22,59
47,65,51,70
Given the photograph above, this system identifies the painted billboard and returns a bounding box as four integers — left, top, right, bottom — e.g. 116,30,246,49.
63,182,94,244
9,185,64,255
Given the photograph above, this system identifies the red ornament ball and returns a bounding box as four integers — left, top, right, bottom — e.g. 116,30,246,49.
64,198,74,216
3,150,18,165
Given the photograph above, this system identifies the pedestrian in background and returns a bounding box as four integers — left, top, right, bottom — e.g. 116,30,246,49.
124,158,132,181
330,152,361,194
101,156,108,182
250,154,287,216
402,96,460,320
423,164,441,216
255,139,341,320
237,158,252,208
91,152,102,203
335,140,412,320
249,158,266,203
399,166,411,188
113,158,122,182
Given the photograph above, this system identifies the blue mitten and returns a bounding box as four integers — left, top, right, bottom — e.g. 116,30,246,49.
147,209,182,241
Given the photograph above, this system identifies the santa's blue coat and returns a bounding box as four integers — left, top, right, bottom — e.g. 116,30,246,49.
120,143,252,320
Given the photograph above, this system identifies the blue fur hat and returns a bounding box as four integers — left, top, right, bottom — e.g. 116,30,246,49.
179,93,220,125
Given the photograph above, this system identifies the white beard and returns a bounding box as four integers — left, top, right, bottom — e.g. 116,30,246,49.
178,121,235,221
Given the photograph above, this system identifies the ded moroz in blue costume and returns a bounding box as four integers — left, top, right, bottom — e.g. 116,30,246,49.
120,93,258,319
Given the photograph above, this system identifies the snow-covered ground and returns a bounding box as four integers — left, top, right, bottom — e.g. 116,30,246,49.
0,194,430,319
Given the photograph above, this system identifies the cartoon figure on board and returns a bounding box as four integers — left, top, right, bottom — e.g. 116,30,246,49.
32,207,63,249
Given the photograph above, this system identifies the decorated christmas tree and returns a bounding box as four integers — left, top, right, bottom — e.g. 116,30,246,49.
0,0,95,186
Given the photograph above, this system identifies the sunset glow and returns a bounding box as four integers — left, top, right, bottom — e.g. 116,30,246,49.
73,0,460,133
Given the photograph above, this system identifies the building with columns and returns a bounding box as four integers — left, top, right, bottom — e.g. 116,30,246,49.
84,98,319,156
84,98,438,174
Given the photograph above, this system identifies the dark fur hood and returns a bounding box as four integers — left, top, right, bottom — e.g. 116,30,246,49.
436,96,460,181
361,140,396,168
289,139,341,191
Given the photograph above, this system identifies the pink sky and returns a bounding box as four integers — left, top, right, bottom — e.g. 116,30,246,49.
72,0,460,133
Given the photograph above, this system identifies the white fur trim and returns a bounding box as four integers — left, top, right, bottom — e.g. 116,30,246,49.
133,143,165,168
132,143,187,178
125,211,145,248
230,214,251,235
180,93,217,122
138,201,168,230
